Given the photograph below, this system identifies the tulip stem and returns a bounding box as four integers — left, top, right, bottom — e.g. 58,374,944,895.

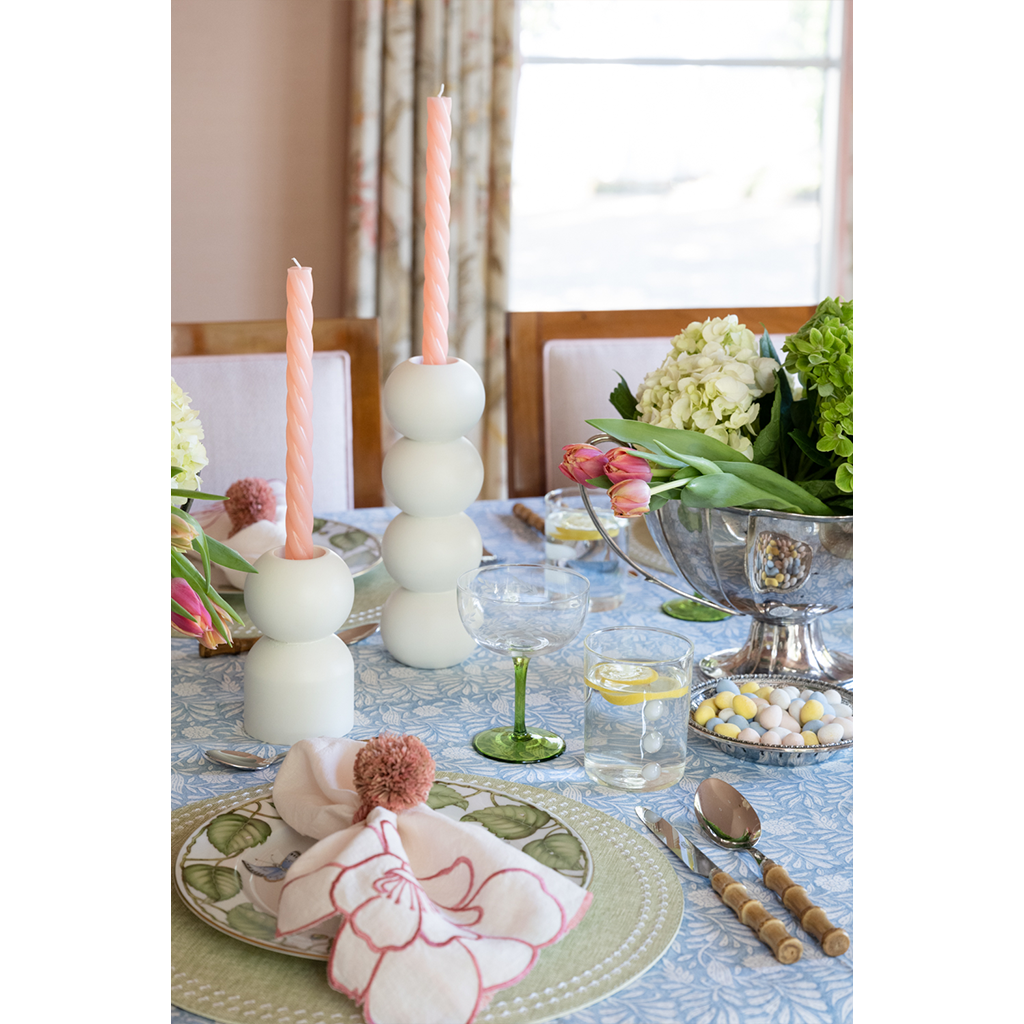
511,656,530,739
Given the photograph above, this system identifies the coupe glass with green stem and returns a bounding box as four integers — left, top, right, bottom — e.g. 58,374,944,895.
456,563,590,763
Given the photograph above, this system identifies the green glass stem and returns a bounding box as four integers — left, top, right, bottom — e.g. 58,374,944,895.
511,656,530,739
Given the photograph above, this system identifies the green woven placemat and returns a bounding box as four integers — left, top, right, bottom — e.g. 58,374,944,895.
172,774,684,1024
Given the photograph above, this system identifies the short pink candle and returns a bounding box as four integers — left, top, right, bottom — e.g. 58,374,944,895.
284,263,316,560
421,93,452,365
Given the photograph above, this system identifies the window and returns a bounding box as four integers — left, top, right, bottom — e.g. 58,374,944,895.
509,0,847,310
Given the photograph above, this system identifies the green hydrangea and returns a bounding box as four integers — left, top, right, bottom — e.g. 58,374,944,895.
171,378,208,506
635,316,779,459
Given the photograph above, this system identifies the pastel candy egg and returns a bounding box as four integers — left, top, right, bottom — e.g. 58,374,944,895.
800,699,825,724
821,689,843,705
694,704,717,727
789,699,806,721
760,730,783,746
817,722,845,744
801,719,824,734
782,732,806,747
756,686,773,699
833,701,853,718
705,717,724,731
713,692,736,711
751,697,769,710
833,716,854,739
768,689,791,709
757,705,783,729
779,712,802,732
820,713,835,725
715,680,740,695
801,730,820,746
713,722,741,739
783,685,801,699
799,689,816,701
739,681,760,694
732,695,757,720
727,714,749,729
737,728,760,743
748,721,767,736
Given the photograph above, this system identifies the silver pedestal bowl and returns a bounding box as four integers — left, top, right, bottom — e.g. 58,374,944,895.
580,474,852,683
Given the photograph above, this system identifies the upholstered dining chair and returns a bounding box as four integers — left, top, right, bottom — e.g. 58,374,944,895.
505,307,817,499
171,317,384,508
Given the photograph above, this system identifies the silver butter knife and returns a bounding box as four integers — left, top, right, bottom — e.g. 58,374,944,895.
636,806,802,964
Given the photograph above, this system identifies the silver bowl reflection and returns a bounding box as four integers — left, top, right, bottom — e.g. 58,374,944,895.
581,471,852,682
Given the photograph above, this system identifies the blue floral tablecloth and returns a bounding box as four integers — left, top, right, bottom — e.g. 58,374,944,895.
172,498,853,1024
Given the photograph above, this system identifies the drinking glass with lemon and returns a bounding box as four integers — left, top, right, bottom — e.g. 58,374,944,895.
583,626,693,791
544,487,630,611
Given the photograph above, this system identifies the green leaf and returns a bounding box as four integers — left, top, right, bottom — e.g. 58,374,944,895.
206,536,258,573
460,804,551,840
835,463,853,493
426,783,470,811
648,440,722,476
648,491,674,513
523,833,584,870
171,598,199,622
171,488,228,501
172,465,185,477
586,418,748,463
225,903,278,941
680,473,807,514
717,461,834,516
206,813,273,856
788,428,834,467
182,864,242,901
608,372,640,420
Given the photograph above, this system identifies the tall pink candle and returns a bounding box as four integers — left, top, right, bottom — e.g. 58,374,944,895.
284,262,316,560
421,92,452,365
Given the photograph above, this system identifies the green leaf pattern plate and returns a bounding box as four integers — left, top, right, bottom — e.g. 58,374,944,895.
173,780,593,961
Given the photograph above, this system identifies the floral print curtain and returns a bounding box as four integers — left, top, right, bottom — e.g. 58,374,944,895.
345,0,518,499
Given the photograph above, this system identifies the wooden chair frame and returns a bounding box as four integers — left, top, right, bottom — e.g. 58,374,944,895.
172,317,384,507
506,306,817,498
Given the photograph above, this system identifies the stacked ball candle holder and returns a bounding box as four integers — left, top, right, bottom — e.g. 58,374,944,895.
243,545,356,744
379,356,486,669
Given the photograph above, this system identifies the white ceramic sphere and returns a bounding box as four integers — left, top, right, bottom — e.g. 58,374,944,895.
383,357,486,442
243,633,354,744
382,437,483,517
380,587,476,669
382,512,483,592
244,546,354,643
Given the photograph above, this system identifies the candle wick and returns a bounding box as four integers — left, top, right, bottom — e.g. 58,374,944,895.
291,257,301,268
438,84,444,97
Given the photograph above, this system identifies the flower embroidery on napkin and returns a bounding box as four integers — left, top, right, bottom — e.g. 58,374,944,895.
277,807,588,1024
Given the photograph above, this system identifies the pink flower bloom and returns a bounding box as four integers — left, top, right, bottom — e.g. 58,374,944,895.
171,577,231,649
277,811,582,1024
604,447,653,484
608,478,651,518
558,443,607,486
171,511,199,552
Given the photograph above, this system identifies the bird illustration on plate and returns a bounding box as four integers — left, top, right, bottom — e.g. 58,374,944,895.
242,850,302,881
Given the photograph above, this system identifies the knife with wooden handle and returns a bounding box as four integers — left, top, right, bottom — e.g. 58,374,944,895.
636,806,802,964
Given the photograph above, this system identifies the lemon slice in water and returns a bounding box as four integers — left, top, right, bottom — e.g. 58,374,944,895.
585,662,687,706
548,511,619,542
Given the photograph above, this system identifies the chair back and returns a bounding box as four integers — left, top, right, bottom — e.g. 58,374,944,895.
506,307,816,498
172,318,384,507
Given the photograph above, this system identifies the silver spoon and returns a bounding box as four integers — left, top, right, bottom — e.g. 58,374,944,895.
204,748,288,770
694,777,850,957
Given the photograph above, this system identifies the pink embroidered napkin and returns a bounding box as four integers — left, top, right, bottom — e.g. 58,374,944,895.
272,737,593,1024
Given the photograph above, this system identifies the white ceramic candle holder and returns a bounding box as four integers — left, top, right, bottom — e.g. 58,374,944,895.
380,357,485,668
243,545,356,743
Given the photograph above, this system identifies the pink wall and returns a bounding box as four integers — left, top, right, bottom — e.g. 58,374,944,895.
172,0,350,322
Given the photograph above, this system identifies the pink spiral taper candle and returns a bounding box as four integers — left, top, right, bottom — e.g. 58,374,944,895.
421,91,452,365
284,262,316,560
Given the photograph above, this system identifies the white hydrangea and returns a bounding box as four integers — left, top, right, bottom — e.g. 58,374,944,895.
171,378,208,505
635,316,780,459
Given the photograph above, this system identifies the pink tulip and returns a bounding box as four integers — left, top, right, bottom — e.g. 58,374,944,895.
171,577,231,649
608,478,651,518
171,511,199,552
604,447,653,485
559,444,608,486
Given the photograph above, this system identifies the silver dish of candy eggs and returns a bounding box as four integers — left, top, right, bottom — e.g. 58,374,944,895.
688,674,853,767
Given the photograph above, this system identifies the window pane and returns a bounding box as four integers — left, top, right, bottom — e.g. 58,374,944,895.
509,61,831,310
520,0,833,61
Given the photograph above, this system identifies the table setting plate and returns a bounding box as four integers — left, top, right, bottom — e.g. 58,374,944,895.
688,674,853,767
172,772,684,1024
174,777,595,961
